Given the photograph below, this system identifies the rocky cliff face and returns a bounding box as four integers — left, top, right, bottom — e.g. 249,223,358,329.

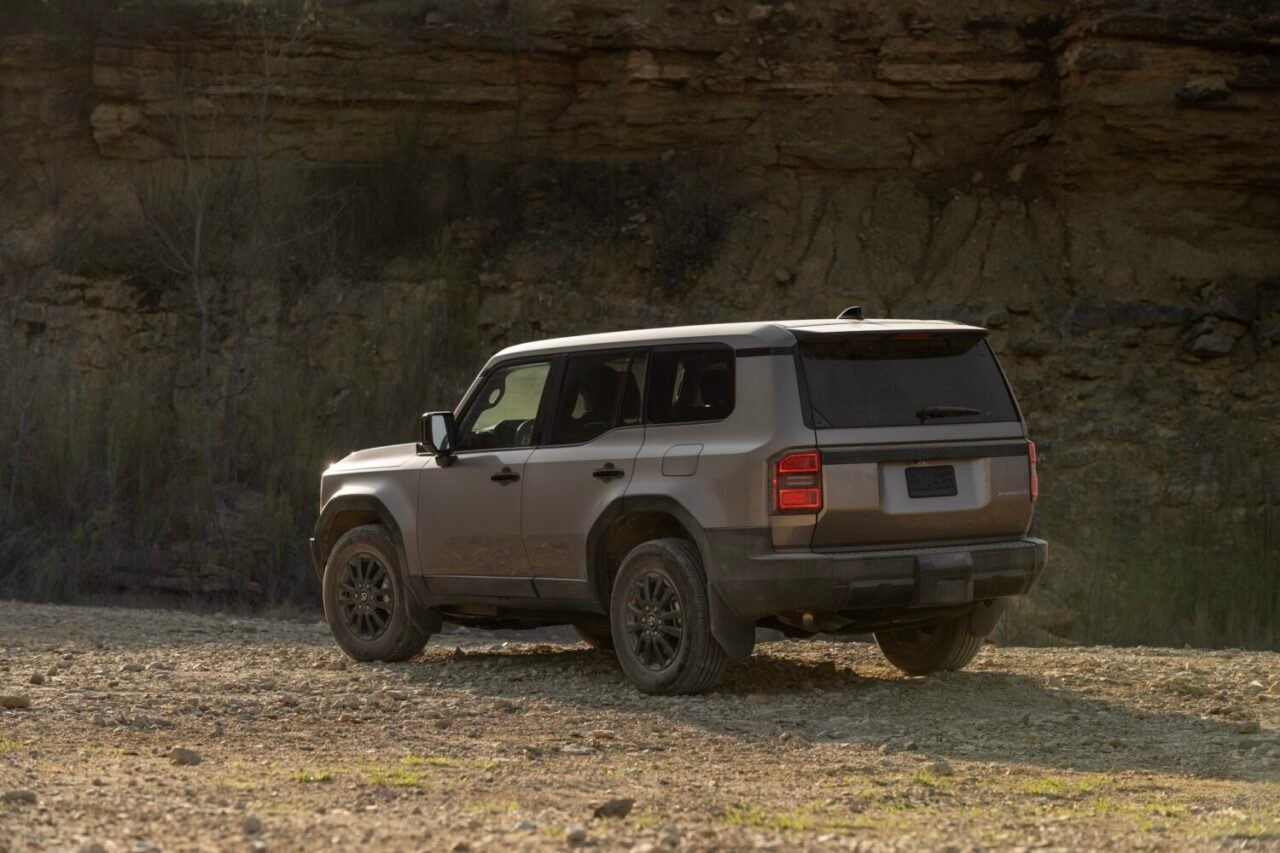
1,0,1277,644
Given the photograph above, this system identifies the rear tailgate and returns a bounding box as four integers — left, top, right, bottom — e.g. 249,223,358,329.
796,331,1034,549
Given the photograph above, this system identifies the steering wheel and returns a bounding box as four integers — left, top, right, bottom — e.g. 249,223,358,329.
514,418,536,446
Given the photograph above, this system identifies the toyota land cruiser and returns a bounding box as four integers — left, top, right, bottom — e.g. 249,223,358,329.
311,310,1047,694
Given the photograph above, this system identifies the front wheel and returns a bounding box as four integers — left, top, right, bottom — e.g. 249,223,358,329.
874,614,984,676
610,538,727,695
323,524,430,662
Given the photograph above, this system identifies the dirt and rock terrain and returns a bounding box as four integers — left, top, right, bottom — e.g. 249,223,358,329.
1,601,1279,851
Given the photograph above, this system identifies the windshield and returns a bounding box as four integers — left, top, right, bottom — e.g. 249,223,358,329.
798,334,1019,429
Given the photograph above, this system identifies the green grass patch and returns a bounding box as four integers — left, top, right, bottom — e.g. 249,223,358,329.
290,768,335,783
0,739,22,752
910,770,952,790
1020,774,1109,798
364,766,426,787
401,754,493,770
716,801,899,833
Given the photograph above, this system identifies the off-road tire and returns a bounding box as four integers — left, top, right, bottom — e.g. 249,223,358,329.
874,614,983,675
610,538,727,695
323,524,430,662
572,622,614,652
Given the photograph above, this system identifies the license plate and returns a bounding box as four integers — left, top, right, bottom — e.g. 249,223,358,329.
905,465,957,498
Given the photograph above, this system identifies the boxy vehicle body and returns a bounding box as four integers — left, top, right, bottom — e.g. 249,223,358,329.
312,315,1047,693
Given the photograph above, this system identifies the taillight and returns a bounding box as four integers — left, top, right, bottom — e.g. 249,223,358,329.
1027,441,1038,502
773,451,822,513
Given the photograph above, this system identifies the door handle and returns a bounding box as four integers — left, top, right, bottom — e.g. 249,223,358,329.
592,464,625,480
491,467,520,485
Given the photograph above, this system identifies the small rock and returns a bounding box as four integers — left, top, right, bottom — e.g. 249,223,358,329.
565,825,589,846
1,790,37,805
243,814,263,835
91,713,107,727
512,819,536,832
121,663,144,673
658,824,683,845
927,759,954,776
1235,719,1262,735
0,694,32,709
28,672,45,686
593,797,634,819
168,746,202,766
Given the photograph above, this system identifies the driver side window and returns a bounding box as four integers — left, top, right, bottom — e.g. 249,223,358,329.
455,361,551,451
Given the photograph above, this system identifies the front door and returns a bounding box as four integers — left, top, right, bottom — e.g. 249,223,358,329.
417,359,553,595
521,351,647,580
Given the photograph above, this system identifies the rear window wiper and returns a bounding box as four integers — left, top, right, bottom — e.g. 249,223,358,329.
916,406,982,422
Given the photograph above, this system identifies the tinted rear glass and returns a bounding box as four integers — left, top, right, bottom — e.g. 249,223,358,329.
647,347,733,424
798,335,1018,429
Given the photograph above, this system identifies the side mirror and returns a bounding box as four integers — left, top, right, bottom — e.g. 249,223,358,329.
418,411,456,461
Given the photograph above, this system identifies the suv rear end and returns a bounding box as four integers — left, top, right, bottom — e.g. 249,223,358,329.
708,319,1046,672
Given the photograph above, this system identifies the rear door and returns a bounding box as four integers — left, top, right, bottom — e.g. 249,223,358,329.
795,331,1034,549
520,350,647,581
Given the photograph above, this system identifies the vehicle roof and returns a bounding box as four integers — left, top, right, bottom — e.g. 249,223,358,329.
488,318,986,364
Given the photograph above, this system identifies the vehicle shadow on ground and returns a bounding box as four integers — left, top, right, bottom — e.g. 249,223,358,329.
399,642,1271,783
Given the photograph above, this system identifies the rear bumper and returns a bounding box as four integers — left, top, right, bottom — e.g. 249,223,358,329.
705,529,1047,620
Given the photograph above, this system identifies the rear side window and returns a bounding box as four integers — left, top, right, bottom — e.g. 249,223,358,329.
798,335,1018,429
647,347,734,424
548,352,632,445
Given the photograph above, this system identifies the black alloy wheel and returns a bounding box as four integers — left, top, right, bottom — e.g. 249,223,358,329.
336,554,394,642
623,570,685,671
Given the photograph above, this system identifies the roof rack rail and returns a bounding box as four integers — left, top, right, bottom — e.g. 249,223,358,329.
836,305,864,321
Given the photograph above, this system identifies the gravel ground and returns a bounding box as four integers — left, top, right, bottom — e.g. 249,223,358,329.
1,601,1279,852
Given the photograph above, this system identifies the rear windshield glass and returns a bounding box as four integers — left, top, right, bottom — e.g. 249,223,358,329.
798,335,1018,429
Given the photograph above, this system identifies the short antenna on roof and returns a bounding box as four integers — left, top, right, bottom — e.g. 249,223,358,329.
837,305,864,321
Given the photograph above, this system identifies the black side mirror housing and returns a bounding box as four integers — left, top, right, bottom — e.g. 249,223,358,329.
418,411,456,463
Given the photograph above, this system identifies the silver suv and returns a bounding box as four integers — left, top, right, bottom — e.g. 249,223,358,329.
311,311,1047,694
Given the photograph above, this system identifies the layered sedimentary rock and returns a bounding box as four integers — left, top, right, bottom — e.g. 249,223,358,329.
1,0,1277,638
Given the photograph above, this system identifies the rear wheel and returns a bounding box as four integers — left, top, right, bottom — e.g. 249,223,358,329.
323,524,430,662
874,614,983,675
573,622,614,652
610,538,727,695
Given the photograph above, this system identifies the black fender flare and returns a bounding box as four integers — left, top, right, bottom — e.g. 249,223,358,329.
585,495,756,659
312,495,441,636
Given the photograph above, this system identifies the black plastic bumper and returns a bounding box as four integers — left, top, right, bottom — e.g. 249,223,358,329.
705,529,1048,620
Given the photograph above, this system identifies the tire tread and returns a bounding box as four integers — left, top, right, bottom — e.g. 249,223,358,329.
324,524,430,663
